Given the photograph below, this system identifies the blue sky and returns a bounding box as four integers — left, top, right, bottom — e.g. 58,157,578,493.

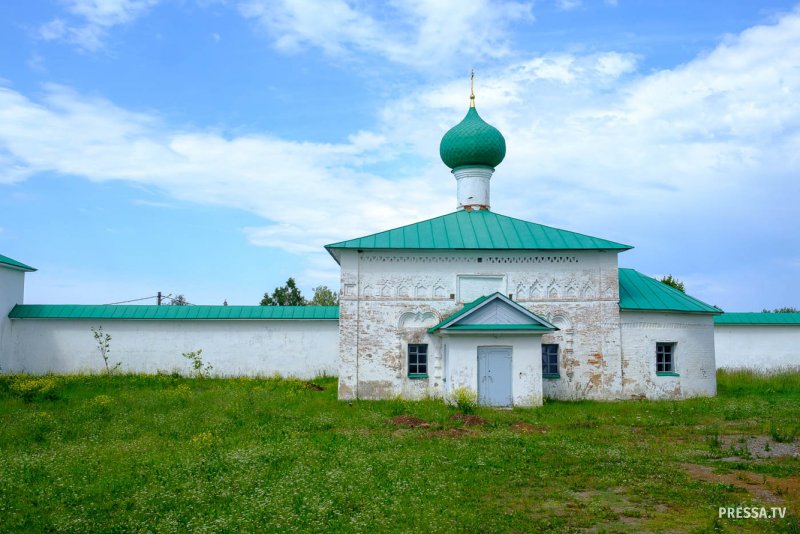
1,0,798,310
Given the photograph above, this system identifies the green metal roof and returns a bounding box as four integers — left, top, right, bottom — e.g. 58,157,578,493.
713,312,800,325
428,294,492,332
618,268,721,314
326,210,632,257
443,324,552,331
0,254,36,272
440,106,506,169
428,292,557,333
9,305,339,320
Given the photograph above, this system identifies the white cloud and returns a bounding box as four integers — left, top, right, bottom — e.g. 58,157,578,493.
0,83,449,263
238,0,534,69
362,7,800,283
4,7,800,303
39,0,160,51
556,0,581,11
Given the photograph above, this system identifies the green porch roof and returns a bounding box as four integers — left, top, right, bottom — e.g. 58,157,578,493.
714,312,800,325
0,254,36,272
428,292,557,333
8,305,339,320
427,293,492,332
618,268,721,314
325,210,632,259
443,324,552,331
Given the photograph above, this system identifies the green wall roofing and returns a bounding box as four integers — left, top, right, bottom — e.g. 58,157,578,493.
326,210,632,255
8,271,722,320
618,268,721,314
8,305,339,320
0,254,36,272
714,312,800,325
439,107,506,169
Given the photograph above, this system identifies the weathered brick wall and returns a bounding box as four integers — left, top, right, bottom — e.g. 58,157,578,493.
337,248,624,401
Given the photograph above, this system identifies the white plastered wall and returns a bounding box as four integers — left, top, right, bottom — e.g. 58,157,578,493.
714,325,800,370
443,334,543,407
6,318,339,377
619,311,716,399
0,267,26,369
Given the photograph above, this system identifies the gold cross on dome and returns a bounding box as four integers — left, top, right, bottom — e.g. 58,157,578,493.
470,68,475,108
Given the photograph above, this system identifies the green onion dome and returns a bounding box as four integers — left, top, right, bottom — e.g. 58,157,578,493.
439,106,506,170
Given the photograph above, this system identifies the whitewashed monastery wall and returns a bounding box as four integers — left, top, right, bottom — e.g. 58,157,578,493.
5,318,339,378
715,325,800,370
620,311,716,399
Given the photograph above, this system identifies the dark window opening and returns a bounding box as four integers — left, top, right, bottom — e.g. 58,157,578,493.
656,342,675,373
408,344,428,377
542,344,559,376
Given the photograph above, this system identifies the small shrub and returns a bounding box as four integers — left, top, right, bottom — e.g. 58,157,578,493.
91,326,120,375
451,387,477,414
10,376,59,401
182,349,213,378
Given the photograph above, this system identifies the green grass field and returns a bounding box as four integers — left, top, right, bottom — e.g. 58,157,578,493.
0,370,797,533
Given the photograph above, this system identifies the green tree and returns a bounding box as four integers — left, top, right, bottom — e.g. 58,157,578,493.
260,278,306,306
660,275,685,293
762,307,799,313
171,294,189,306
310,285,338,306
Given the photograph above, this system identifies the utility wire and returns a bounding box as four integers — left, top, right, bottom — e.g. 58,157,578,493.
104,295,159,305
104,294,196,306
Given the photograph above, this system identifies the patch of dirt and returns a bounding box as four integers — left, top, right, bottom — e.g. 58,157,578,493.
388,416,430,428
303,382,324,391
716,456,748,463
511,422,547,434
429,428,473,438
720,435,799,459
450,413,488,426
682,463,798,505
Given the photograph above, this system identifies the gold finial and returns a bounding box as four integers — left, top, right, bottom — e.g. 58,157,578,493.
470,68,475,108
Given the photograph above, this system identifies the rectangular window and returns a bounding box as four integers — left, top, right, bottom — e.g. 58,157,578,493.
542,344,559,377
408,344,428,378
656,342,676,374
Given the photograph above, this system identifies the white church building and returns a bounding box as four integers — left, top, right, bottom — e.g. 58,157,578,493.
327,91,721,405
2,90,796,406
